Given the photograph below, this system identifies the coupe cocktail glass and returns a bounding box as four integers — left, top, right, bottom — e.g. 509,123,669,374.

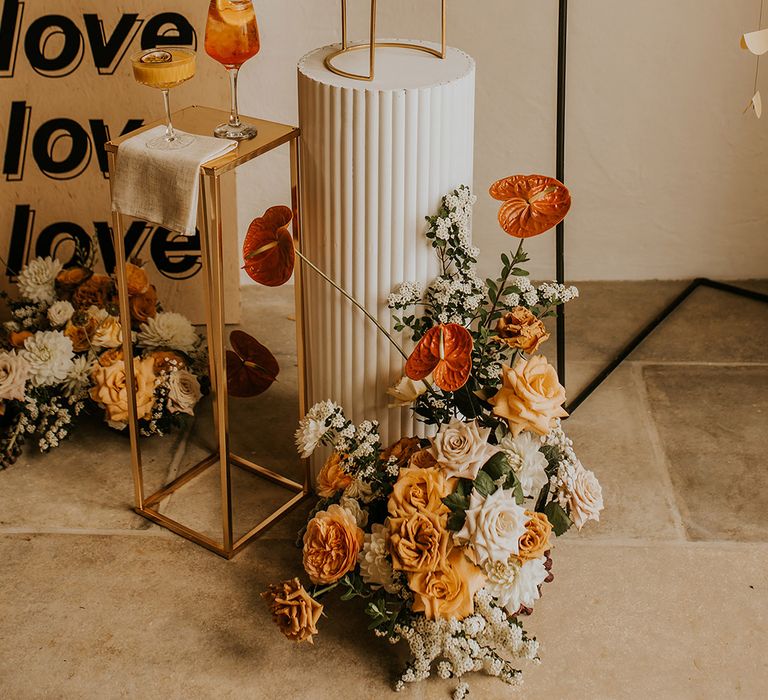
131,48,196,150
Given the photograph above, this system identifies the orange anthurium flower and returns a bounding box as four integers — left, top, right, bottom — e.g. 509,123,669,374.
243,205,295,287
489,174,571,238
405,323,473,392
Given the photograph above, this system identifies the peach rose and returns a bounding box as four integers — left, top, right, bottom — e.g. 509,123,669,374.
73,274,112,309
409,547,486,620
302,504,364,584
489,355,568,436
315,452,353,498
516,511,552,563
130,285,158,323
125,263,150,296
388,510,450,574
261,578,323,644
494,306,550,354
388,466,451,519
90,355,156,426
381,436,422,469
408,448,438,470
8,330,33,349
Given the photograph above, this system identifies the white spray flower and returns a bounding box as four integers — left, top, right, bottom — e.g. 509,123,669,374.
21,331,74,386
17,256,62,303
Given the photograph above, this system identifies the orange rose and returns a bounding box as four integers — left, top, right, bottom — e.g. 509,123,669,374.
148,350,187,374
302,504,364,584
516,511,552,562
409,548,486,620
73,274,112,309
8,330,33,349
489,355,568,436
494,306,550,354
381,436,422,468
261,578,323,644
388,510,450,574
125,263,150,296
130,285,158,323
408,448,438,470
56,266,92,291
64,318,97,353
315,452,353,498
98,348,123,367
388,466,451,519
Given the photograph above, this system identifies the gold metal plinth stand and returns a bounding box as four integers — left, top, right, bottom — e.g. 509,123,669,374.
324,0,447,81
106,106,311,559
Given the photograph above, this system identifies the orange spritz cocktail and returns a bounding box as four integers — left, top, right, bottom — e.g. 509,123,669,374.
205,0,260,140
205,0,260,68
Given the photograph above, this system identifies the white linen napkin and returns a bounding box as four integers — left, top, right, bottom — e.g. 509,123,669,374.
111,125,237,236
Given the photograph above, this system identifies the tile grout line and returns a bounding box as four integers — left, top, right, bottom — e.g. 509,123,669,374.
629,362,690,541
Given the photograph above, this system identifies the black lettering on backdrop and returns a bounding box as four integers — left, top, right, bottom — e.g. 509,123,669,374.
0,0,23,78
34,219,90,262
3,99,30,181
88,118,144,177
141,12,196,51
25,14,84,78
32,117,91,180
150,228,201,280
83,13,142,75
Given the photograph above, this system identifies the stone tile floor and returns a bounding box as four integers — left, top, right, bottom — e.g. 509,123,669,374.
2,281,768,699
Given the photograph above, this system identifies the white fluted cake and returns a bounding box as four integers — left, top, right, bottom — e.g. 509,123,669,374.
298,42,475,464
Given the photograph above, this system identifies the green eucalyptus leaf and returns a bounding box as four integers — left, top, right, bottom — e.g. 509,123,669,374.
473,470,496,497
543,501,573,536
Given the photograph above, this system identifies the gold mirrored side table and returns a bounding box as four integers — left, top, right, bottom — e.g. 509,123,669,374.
106,105,311,559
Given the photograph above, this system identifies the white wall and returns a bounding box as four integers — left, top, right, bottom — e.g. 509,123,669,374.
236,0,768,281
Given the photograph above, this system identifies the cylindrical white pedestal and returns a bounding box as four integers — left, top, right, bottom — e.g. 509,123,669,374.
298,42,475,459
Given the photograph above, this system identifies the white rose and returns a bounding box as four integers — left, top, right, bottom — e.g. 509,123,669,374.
386,374,431,407
563,460,603,530
455,487,528,566
430,418,500,480
166,369,202,416
0,350,31,401
500,431,548,499
17,256,62,303
47,300,75,328
339,495,368,528
92,315,123,349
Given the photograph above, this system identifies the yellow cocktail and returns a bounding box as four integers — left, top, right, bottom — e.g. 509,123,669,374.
131,48,197,149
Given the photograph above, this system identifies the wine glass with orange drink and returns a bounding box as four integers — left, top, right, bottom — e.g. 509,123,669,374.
204,0,261,140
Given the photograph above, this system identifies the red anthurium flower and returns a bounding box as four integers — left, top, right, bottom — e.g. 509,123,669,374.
489,175,571,238
405,323,473,392
243,205,295,287
226,330,279,398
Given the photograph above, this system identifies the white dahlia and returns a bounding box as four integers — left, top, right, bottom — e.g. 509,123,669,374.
17,256,62,303
137,312,197,352
358,523,398,593
47,300,74,328
500,431,549,499
484,555,549,614
21,331,74,386
0,350,31,401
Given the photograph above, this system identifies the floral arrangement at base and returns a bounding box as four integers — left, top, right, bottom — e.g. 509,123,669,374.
261,179,603,697
0,247,208,469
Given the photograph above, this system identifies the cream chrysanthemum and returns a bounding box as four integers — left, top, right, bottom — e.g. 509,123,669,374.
21,331,74,386
499,431,548,499
483,555,548,614
137,312,197,352
62,354,94,397
17,257,62,303
358,523,398,593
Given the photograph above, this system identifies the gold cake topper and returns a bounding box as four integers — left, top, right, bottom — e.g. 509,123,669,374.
324,0,447,81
